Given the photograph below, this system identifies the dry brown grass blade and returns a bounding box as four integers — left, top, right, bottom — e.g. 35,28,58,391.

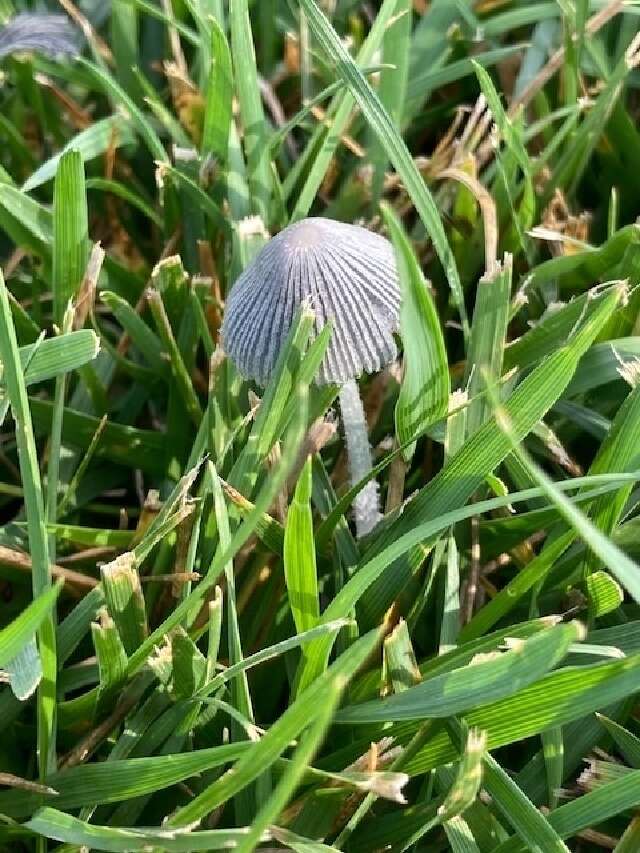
439,166,498,275
0,545,97,596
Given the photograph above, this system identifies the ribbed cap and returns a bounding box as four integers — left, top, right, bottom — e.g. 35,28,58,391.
0,14,80,59
221,217,400,385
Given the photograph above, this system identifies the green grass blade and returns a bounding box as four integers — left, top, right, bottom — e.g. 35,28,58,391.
482,752,570,853
202,16,233,162
284,457,320,635
464,257,512,436
168,627,383,827
494,393,640,604
0,581,62,670
289,0,398,216
77,58,167,163
383,203,449,460
336,621,581,723
22,117,136,193
229,0,271,221
235,680,343,853
370,0,412,205
26,809,257,852
298,0,467,335
0,270,57,776
12,331,100,387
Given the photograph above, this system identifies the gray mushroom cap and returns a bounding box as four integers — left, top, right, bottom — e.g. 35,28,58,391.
221,217,400,386
0,14,80,59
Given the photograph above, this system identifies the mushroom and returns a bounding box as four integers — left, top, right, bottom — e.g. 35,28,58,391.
221,217,400,538
0,13,80,60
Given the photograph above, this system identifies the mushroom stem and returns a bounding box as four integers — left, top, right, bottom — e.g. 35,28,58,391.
338,379,382,539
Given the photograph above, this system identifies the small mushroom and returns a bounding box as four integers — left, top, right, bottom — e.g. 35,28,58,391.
222,217,401,538
0,13,80,60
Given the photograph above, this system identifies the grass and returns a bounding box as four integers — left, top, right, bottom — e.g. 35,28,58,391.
1,0,640,851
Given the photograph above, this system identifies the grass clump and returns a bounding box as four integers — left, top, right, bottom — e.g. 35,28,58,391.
1,1,640,851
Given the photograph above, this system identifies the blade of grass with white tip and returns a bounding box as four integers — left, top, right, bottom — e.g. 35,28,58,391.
167,627,383,828
92,609,128,716
101,555,148,656
201,15,232,163
383,619,420,695
229,0,271,221
297,0,467,335
284,457,320,637
206,588,223,678
382,203,449,461
0,270,57,776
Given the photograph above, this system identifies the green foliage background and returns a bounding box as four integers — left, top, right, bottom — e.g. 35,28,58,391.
1,0,640,850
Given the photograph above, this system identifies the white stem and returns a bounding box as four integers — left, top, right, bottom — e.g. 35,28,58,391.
339,379,382,539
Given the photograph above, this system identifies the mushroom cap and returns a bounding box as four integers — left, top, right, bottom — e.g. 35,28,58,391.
221,217,400,385
0,14,80,59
